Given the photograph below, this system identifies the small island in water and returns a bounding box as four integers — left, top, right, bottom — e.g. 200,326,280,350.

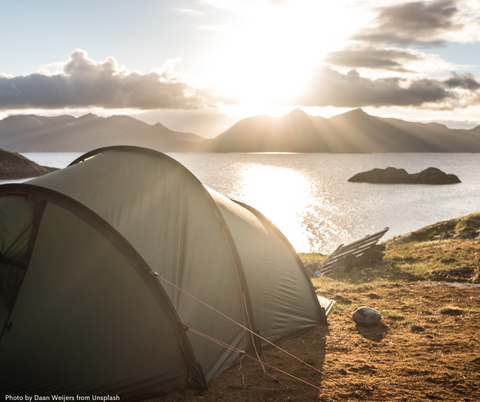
0,148,58,180
348,167,461,185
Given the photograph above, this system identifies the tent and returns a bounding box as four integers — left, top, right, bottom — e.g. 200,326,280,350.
0,146,328,399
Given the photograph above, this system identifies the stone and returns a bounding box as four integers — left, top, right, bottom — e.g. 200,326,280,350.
434,233,449,240
352,306,382,326
453,231,472,239
348,167,461,185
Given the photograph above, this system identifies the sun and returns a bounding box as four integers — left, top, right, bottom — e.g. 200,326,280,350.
203,1,358,109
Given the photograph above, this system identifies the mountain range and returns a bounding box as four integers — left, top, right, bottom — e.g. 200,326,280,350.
1,109,480,153
0,113,206,152
206,108,480,153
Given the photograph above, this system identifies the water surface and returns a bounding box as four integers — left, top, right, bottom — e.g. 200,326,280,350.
14,152,480,253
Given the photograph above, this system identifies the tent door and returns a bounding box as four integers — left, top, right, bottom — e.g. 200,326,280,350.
0,195,45,337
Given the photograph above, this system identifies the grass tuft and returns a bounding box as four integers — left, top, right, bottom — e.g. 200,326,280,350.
403,318,425,332
381,310,405,320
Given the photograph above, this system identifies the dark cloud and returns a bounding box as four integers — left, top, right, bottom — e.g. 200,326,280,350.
323,47,423,72
444,72,480,90
0,50,227,110
293,67,460,108
353,0,463,46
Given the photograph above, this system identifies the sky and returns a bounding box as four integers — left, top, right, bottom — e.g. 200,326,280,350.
1,0,480,137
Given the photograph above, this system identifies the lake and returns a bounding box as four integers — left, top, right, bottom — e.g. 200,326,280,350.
10,152,480,254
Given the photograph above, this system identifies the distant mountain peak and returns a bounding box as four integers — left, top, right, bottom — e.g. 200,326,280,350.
76,113,100,121
348,108,367,115
331,108,372,121
289,108,308,116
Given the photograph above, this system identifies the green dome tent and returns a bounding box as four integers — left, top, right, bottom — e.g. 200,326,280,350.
0,146,328,399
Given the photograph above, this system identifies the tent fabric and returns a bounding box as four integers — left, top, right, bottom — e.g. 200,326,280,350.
0,146,326,399
209,190,324,343
2,201,189,396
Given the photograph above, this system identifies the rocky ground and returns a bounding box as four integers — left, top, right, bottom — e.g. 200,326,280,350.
148,214,480,402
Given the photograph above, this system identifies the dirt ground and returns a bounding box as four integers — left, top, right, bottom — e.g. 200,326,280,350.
148,236,480,402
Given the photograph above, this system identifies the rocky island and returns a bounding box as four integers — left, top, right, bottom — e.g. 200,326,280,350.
348,167,461,185
0,148,58,180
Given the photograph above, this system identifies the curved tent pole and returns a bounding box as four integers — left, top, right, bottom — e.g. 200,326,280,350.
68,145,182,167
0,183,208,392
69,145,262,351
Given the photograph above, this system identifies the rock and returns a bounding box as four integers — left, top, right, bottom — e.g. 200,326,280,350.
348,167,461,185
453,231,472,239
433,233,449,240
352,306,382,326
412,167,461,184
349,167,409,183
0,148,58,180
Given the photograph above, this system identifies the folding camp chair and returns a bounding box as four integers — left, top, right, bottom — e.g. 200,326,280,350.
314,227,389,277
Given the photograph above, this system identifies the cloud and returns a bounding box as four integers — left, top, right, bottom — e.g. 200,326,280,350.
292,66,480,109
444,72,480,90
323,46,424,73
353,0,476,46
322,45,466,75
0,50,227,110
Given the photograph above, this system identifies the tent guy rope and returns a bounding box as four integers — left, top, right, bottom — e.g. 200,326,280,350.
156,272,325,376
187,325,323,392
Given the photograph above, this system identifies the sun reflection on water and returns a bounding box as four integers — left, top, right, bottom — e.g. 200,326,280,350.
236,164,346,252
